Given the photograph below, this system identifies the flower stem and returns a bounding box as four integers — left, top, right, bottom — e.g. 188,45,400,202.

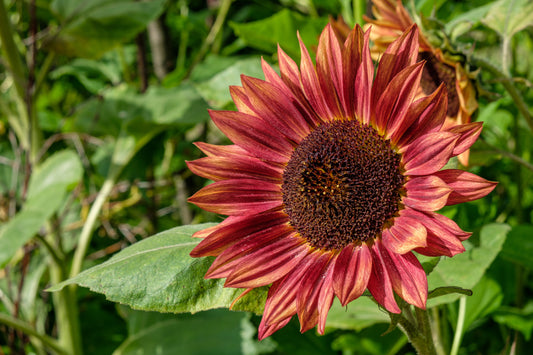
450,296,467,355
472,57,533,133
69,169,120,279
396,303,438,355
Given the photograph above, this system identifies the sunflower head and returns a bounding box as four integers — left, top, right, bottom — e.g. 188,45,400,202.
188,23,496,339
362,0,479,165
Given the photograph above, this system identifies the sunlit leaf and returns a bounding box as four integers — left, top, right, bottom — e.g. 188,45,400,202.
230,9,328,59
427,223,509,307
113,309,246,355
48,224,265,315
482,0,533,39
326,297,389,331
0,151,83,267
501,225,533,270
47,0,166,58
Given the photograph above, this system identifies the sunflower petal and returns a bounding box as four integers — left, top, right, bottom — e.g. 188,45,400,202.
376,62,424,134
382,212,427,254
403,131,459,176
368,241,401,313
332,243,372,305
434,169,497,205
403,175,452,211
190,211,289,257
187,155,282,182
210,110,293,163
380,246,428,309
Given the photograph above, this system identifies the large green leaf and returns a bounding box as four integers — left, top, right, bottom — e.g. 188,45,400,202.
326,297,389,332
48,224,266,315
427,223,509,307
69,84,209,138
447,276,503,332
500,225,533,270
0,150,83,267
493,302,533,341
191,56,265,109
47,0,166,58
482,0,533,39
230,9,328,59
113,309,246,355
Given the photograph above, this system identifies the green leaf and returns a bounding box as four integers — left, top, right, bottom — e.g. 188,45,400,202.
27,150,83,199
428,286,473,299
500,225,533,270
50,58,121,94
113,309,246,355
326,297,389,332
427,223,509,307
191,56,265,108
482,0,533,39
48,224,265,315
47,0,166,58
230,9,328,59
448,277,503,332
0,151,83,267
493,302,533,341
70,84,209,138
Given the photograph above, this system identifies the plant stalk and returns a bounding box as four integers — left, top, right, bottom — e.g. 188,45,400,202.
0,312,67,355
397,305,438,355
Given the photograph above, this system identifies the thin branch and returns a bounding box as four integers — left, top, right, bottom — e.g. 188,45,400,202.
472,56,533,133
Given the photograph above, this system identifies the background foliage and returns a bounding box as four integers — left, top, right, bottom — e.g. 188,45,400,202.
1,0,533,354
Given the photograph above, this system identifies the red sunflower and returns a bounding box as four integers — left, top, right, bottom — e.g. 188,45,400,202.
187,24,496,339
363,0,479,166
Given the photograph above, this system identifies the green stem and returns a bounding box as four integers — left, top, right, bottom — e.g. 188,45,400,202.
472,57,533,133
0,0,26,100
397,306,438,355
450,296,466,355
69,168,120,279
353,0,364,25
0,310,68,355
186,0,233,77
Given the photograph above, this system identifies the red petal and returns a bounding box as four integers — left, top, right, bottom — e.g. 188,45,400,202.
393,84,447,146
316,24,344,118
258,317,292,340
241,75,311,141
341,25,364,120
380,246,428,309
375,62,424,134
434,169,497,205
409,209,471,254
229,85,256,115
194,142,247,158
332,243,372,305
403,175,452,211
222,237,308,288
382,211,427,254
447,122,483,157
354,28,374,124
205,223,295,278
298,33,335,121
210,110,292,163
296,252,332,333
187,155,282,182
368,241,401,313
317,265,335,334
188,179,282,216
403,131,459,176
372,24,419,108
190,210,289,257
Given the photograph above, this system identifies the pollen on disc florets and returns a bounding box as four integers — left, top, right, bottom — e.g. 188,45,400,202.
282,120,405,251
